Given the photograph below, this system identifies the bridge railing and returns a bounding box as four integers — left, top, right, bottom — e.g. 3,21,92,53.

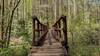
52,15,68,53
32,15,68,54
32,16,48,46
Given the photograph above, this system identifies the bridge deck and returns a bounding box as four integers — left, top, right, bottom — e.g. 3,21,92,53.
28,30,67,56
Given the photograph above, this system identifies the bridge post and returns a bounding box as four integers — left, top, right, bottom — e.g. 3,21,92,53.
37,22,40,37
32,16,36,46
58,21,61,38
62,16,69,53
40,24,43,35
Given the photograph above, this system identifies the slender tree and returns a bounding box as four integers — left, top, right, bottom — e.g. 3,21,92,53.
5,0,21,47
1,0,5,48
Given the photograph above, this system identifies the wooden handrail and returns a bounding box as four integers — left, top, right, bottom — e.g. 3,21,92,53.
52,15,66,27
32,16,47,27
32,16,48,46
51,15,69,53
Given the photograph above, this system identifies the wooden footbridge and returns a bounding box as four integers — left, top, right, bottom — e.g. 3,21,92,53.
28,16,69,56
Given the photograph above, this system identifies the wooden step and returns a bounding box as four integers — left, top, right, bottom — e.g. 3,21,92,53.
38,50,64,53
31,53,64,56
31,48,63,52
31,47,61,49
31,44,62,49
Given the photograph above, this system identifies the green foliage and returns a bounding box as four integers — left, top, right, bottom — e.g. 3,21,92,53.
69,46,100,56
0,48,14,56
13,46,29,56
0,44,29,56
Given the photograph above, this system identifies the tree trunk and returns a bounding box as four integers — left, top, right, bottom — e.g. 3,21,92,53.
1,0,5,48
6,0,20,47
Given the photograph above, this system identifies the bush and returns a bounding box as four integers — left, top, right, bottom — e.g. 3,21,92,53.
0,44,29,56
69,46,100,56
